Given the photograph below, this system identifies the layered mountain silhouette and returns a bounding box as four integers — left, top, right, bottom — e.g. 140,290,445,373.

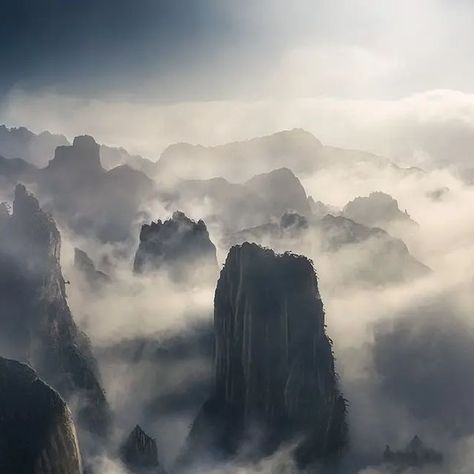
156,128,411,182
179,243,347,469
168,168,311,233
0,124,154,171
74,247,110,290
134,211,218,283
342,192,417,235
0,357,82,474
36,135,155,242
229,212,428,285
0,184,110,440
100,144,157,175
0,125,68,167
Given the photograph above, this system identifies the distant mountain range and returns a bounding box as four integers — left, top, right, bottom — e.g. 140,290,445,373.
0,124,422,183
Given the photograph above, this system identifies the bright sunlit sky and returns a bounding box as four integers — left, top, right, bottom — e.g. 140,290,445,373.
2,0,474,159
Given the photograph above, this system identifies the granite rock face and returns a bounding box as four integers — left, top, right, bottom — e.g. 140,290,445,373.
0,184,110,439
0,357,82,474
182,243,347,468
121,425,166,473
133,211,218,282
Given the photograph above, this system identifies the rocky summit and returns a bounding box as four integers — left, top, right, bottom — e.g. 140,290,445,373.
180,242,347,469
134,211,218,283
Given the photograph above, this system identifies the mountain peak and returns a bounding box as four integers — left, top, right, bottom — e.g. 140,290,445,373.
183,243,347,468
121,424,164,472
47,134,103,174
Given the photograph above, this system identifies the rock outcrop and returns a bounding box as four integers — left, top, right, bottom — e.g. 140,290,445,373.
133,211,218,283
0,356,82,474
74,248,110,290
181,243,347,468
0,185,110,440
383,436,442,469
120,425,166,473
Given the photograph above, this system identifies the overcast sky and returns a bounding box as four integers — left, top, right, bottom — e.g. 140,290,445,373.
3,0,474,157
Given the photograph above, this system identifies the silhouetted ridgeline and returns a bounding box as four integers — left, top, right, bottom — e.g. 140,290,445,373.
0,357,82,474
179,243,347,470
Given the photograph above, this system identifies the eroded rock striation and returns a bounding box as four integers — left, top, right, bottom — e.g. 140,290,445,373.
121,425,166,473
181,243,347,468
133,211,218,282
0,184,110,440
0,356,82,474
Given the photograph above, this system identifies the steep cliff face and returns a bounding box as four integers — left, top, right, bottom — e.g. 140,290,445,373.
182,243,347,468
0,357,82,474
0,184,110,440
121,425,166,473
133,211,218,283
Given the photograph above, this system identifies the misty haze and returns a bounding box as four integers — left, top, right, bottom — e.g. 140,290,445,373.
0,1,474,474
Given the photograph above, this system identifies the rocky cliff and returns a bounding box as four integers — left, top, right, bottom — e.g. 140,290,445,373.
0,356,82,474
181,243,347,468
0,184,110,440
133,211,218,283
121,425,166,473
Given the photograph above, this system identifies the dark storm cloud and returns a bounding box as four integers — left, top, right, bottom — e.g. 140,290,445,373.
0,0,250,98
